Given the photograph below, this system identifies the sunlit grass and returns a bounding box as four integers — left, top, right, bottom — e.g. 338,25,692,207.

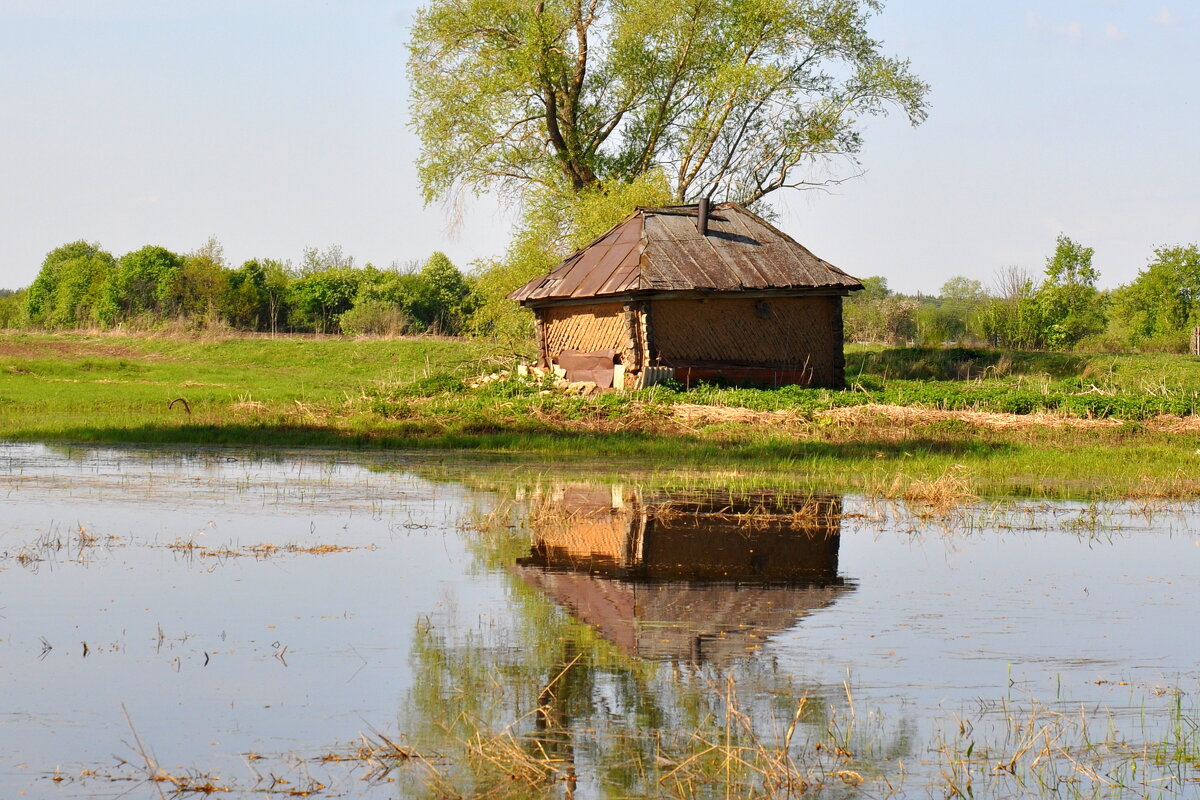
7,333,1200,499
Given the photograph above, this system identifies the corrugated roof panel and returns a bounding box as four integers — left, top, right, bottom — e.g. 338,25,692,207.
574,240,634,297
713,211,778,288
507,203,862,303
643,240,707,290
595,242,644,295
615,216,643,244
641,245,694,290
558,242,612,297
653,215,736,289
597,261,640,296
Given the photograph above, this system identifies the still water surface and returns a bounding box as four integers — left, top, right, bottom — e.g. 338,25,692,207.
1,443,1197,797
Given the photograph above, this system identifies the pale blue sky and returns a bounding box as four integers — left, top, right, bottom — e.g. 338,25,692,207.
1,1,1197,293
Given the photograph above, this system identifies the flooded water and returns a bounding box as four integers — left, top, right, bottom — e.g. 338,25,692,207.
1,443,1197,798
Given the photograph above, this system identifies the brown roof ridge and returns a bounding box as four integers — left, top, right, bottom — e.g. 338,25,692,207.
508,202,863,304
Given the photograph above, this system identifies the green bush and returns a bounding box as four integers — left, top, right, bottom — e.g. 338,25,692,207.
339,299,414,336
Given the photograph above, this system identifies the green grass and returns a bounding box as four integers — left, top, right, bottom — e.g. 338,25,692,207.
0,330,491,430
4,332,1200,499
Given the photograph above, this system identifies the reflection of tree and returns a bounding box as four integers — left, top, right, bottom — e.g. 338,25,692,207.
398,485,913,798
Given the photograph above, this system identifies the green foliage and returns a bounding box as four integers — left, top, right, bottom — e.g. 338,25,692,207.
224,260,271,331
338,298,414,336
844,289,918,344
917,276,987,344
100,244,186,325
915,304,963,345
300,244,353,274
1033,234,1105,349
14,239,483,338
407,252,474,333
163,239,229,320
408,0,928,206
1109,244,1200,347
343,253,475,336
977,293,1044,350
974,240,1105,351
26,241,116,328
0,289,27,328
939,276,986,305
468,173,674,344
857,275,891,301
260,259,296,334
289,267,362,333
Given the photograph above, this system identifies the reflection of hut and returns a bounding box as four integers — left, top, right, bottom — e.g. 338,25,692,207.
508,202,863,390
514,485,852,664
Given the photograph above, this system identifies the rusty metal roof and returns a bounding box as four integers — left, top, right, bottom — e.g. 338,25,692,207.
509,202,862,305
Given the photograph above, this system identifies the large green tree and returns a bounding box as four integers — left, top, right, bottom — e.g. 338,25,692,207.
99,245,185,324
1110,244,1200,349
26,241,116,328
162,238,229,320
409,0,928,207
224,260,271,331
1033,234,1104,350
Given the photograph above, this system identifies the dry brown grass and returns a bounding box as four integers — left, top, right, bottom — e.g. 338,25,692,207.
670,402,805,428
229,400,269,414
823,403,1124,431
880,467,980,517
164,540,362,559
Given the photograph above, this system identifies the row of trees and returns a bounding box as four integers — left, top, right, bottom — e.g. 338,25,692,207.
846,235,1200,353
7,1,931,343
2,239,475,336
6,230,1197,354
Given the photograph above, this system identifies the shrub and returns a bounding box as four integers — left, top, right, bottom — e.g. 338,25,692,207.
339,300,414,337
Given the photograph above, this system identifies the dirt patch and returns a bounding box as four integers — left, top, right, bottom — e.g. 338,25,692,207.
0,336,148,361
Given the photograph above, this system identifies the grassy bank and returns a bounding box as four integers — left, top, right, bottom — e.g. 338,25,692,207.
3,331,1200,498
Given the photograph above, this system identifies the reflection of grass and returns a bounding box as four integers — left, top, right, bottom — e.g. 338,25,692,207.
393,642,905,799
932,691,1200,798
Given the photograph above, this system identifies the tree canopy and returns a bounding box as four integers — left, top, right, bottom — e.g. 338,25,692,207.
1034,234,1104,350
1110,244,1200,346
408,0,929,208
27,241,116,328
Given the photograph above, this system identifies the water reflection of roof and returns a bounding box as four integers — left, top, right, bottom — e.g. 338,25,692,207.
513,485,854,664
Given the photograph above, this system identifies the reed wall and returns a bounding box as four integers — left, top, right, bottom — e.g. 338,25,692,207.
650,296,842,379
540,302,638,366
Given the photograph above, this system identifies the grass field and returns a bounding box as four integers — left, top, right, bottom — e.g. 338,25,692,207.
3,331,1200,499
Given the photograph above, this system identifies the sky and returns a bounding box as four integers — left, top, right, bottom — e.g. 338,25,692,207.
1,0,1197,294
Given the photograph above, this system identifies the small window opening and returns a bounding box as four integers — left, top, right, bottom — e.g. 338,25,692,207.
755,299,772,319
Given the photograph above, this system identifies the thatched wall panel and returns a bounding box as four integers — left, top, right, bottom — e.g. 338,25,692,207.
651,296,840,372
542,302,637,366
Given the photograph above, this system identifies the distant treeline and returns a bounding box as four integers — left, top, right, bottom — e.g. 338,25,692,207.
2,233,1199,353
0,240,476,336
847,236,1200,353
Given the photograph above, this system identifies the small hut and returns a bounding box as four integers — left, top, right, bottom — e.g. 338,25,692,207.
509,201,863,389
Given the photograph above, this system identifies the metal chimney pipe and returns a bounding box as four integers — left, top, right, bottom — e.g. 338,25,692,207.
697,197,710,236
